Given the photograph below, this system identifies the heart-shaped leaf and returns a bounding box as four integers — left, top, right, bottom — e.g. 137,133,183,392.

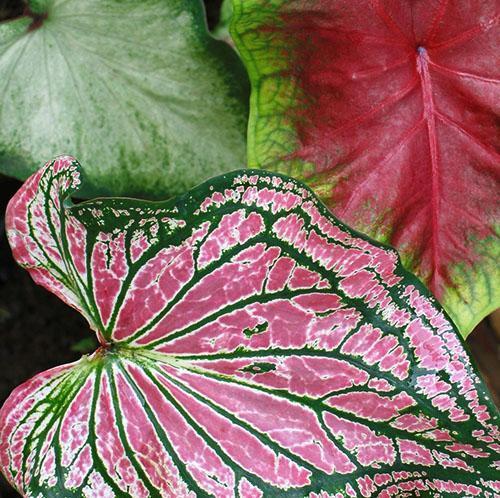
2,157,499,497
230,0,500,336
0,0,249,198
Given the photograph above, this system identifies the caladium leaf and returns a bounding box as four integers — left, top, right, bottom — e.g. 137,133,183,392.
0,0,248,199
230,0,500,336
2,156,499,497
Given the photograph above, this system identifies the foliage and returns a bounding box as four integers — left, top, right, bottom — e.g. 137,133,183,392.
230,0,500,336
212,0,233,42
0,0,249,198
1,156,498,497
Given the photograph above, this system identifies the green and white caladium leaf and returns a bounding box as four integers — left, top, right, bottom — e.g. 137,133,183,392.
2,156,499,497
230,0,500,337
0,0,248,198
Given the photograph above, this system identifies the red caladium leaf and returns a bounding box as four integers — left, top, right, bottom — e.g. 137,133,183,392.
1,157,499,497
230,0,500,336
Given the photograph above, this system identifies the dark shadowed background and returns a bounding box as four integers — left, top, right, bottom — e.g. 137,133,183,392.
0,0,498,496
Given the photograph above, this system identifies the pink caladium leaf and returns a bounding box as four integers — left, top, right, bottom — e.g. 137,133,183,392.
1,156,499,497
230,0,500,337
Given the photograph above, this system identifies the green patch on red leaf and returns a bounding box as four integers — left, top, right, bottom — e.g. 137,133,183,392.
230,0,500,336
1,156,499,497
0,0,249,199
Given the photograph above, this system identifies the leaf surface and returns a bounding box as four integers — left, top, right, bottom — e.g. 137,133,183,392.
230,0,500,335
0,0,248,198
1,156,499,497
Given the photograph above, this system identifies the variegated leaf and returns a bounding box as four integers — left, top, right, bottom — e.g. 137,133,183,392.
229,0,500,337
1,156,499,497
0,0,248,199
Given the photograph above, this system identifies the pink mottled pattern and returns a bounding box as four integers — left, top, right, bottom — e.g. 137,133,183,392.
1,158,499,497
5,156,94,325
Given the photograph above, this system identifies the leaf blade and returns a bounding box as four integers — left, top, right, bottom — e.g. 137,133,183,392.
0,0,249,198
2,157,499,496
230,0,500,335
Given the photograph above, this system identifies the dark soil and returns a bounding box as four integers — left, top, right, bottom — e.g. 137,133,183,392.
0,1,498,497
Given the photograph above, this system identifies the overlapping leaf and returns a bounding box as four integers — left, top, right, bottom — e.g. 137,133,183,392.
1,156,499,497
230,0,500,336
0,0,248,198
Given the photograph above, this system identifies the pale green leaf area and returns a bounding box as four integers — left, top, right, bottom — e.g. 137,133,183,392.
0,0,249,198
212,0,233,43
